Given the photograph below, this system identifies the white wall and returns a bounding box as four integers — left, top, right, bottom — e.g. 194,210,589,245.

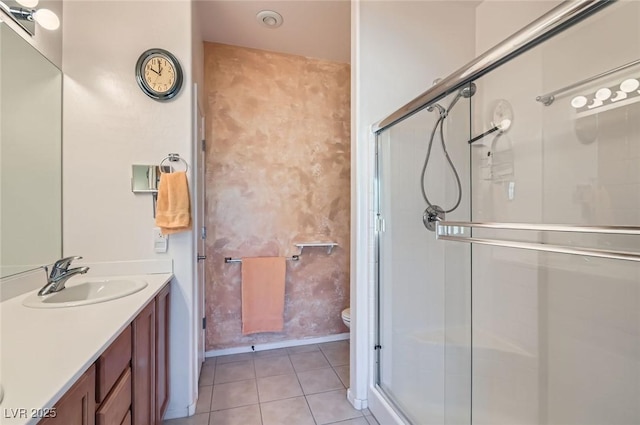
62,1,197,418
352,0,476,418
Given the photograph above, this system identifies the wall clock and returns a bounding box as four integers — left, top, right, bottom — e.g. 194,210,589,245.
135,48,183,101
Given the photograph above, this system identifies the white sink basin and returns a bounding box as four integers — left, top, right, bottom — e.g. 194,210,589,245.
22,278,148,308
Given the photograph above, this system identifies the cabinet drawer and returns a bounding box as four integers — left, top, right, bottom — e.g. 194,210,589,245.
96,368,131,425
120,411,131,425
97,326,132,403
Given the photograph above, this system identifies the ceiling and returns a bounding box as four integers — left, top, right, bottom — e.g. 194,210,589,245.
197,0,351,63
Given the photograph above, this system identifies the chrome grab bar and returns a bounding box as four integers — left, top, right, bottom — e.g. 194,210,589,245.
436,221,640,262
437,221,640,235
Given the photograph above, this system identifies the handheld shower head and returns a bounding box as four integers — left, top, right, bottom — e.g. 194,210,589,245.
446,82,477,113
426,103,447,116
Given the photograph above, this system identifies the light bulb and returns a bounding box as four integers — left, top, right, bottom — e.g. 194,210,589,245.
15,0,38,7
263,16,277,26
32,8,59,30
620,78,639,93
595,88,612,101
571,96,588,108
499,119,512,131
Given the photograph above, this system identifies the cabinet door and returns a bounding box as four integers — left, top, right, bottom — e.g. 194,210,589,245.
40,365,96,425
132,301,155,425
155,284,170,424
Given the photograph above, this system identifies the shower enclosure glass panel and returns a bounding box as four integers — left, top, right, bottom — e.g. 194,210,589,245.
376,90,471,425
470,2,640,424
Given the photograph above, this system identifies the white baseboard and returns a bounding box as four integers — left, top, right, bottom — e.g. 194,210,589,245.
163,398,196,420
205,333,350,357
347,388,368,410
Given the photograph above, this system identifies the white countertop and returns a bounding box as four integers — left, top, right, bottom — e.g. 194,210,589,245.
0,272,173,425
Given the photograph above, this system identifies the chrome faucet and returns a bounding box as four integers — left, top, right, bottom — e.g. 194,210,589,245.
38,256,90,296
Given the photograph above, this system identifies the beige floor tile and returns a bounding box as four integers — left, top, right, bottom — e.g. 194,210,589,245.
365,415,380,425
260,396,315,425
254,347,289,358
204,357,217,366
214,360,255,384
306,389,363,424
333,365,350,388
164,413,210,425
257,373,303,402
199,363,215,387
195,386,213,414
215,352,255,365
208,404,262,425
211,379,259,411
323,346,350,367
290,351,330,372
318,340,349,352
254,355,294,378
287,344,320,354
297,368,344,394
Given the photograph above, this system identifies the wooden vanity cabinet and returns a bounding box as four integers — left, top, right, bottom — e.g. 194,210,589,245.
37,282,171,425
40,365,96,425
155,284,170,423
132,300,156,425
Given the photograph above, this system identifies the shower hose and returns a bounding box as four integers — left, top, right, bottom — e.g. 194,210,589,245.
420,113,463,214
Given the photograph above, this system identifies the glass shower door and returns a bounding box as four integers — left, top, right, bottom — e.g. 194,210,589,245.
468,2,640,424
376,90,472,425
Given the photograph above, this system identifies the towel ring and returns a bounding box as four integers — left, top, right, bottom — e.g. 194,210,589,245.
160,153,189,173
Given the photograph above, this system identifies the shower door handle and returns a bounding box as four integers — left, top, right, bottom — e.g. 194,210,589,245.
197,254,207,261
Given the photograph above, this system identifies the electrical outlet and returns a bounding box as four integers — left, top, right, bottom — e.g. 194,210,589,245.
153,227,168,253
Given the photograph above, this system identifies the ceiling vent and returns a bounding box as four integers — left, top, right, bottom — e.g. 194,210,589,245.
256,10,283,29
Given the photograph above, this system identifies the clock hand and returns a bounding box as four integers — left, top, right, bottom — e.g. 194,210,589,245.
150,68,160,75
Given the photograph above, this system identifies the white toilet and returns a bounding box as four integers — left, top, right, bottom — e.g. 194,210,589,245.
341,308,351,329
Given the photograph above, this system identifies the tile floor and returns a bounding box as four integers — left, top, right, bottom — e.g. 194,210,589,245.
164,340,380,425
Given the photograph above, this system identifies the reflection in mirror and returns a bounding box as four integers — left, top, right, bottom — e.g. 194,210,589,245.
131,164,170,193
0,22,62,278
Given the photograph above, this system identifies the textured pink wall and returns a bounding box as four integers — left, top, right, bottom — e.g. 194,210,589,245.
204,43,351,350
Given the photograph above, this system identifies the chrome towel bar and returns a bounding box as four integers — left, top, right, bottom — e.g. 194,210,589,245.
436,221,640,262
225,256,299,264
436,235,640,263
437,221,640,235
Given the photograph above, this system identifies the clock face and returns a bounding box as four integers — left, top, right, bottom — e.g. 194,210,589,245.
135,49,183,101
143,56,176,94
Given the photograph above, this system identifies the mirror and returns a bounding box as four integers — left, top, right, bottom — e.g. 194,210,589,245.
131,164,170,193
0,22,62,278
0,0,36,36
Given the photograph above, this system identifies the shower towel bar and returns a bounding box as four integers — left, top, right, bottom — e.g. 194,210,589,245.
436,235,640,263
436,221,640,262
225,255,299,264
437,221,640,235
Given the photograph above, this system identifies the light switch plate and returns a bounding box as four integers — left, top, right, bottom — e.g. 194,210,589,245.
153,227,168,253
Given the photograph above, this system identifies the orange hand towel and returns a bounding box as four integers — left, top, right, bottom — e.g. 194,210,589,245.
241,257,286,335
155,171,192,235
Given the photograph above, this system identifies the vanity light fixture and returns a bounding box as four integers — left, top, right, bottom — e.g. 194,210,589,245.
570,76,640,114
0,0,59,36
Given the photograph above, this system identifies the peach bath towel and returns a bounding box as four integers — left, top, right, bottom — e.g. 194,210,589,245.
155,171,192,235
241,257,286,335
